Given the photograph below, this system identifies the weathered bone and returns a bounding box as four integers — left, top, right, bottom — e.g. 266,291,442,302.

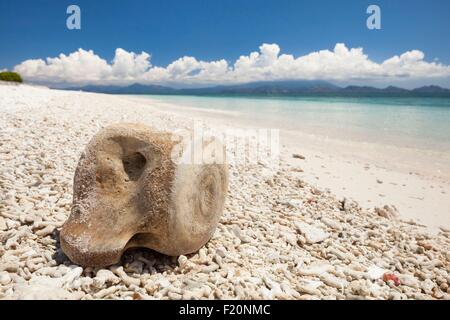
60,123,228,267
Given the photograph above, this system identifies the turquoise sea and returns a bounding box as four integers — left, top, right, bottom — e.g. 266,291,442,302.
131,95,450,152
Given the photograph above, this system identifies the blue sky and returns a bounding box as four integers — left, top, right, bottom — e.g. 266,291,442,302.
2,0,450,87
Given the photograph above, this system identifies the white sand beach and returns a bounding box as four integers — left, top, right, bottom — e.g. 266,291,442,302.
1,84,449,300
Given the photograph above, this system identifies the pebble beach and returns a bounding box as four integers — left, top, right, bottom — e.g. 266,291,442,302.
1,84,449,300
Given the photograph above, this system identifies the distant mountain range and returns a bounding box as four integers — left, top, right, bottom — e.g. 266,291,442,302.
66,80,450,97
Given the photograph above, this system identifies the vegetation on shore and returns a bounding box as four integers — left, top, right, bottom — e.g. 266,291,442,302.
0,71,23,83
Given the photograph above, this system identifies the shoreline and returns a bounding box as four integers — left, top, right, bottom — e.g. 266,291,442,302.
124,94,450,233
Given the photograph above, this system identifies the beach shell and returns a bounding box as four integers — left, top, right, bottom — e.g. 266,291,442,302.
294,221,329,244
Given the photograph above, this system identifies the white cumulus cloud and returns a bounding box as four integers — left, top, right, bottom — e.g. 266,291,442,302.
13,43,450,86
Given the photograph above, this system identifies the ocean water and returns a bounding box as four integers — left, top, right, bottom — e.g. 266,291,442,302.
131,95,450,152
